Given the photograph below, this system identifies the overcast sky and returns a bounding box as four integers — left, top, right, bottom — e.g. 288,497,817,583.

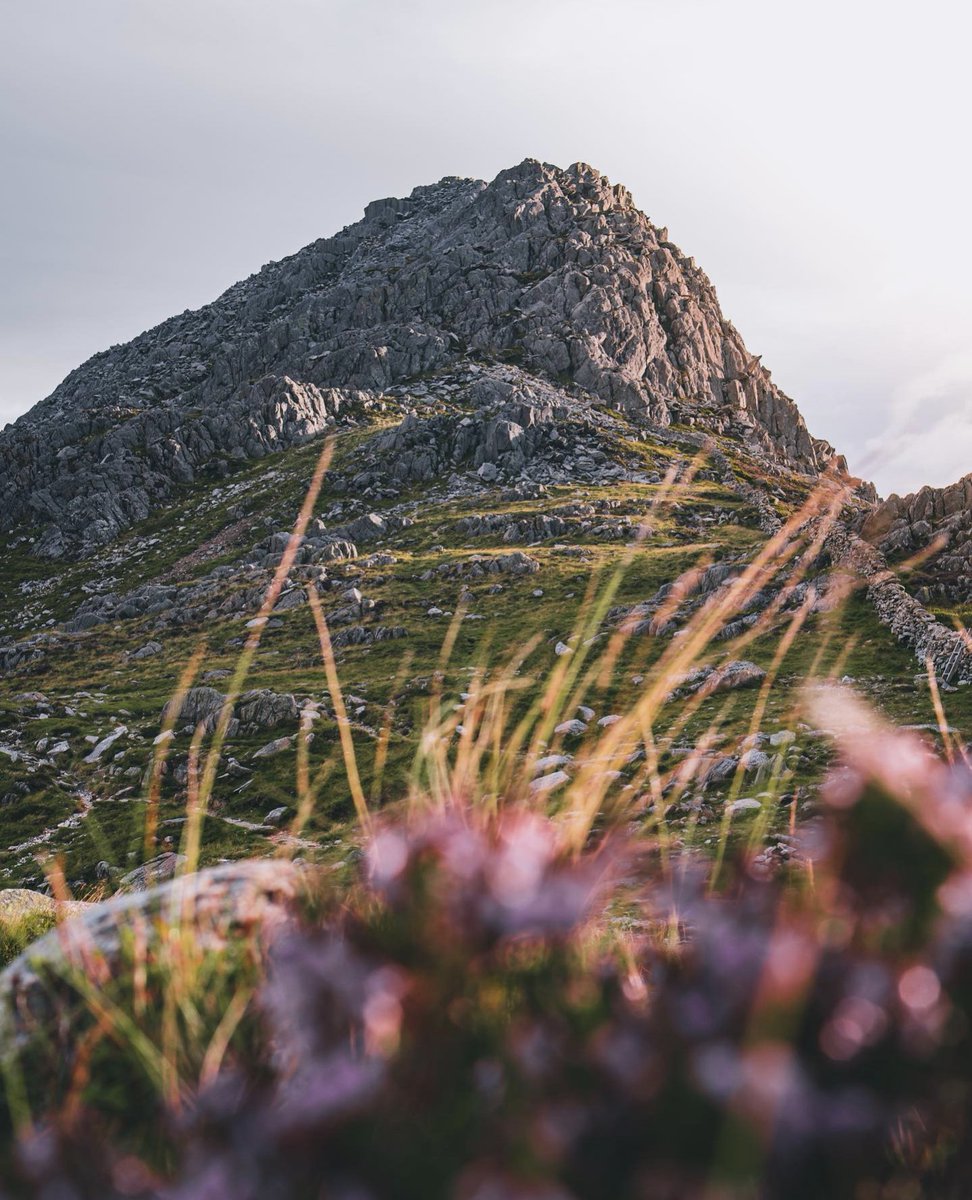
2,0,970,498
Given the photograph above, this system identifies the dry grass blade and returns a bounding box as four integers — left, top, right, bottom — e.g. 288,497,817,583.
147,643,207,857
172,436,335,878
306,585,371,833
559,479,846,855
925,656,956,765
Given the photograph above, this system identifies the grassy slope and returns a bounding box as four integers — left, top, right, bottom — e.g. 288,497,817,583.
0,407,960,893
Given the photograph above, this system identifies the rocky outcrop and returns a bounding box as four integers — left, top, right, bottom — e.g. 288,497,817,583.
457,497,643,544
1,160,842,558
172,686,226,730
668,659,767,701
862,473,972,603
347,365,645,492
419,551,541,582
170,687,300,733
4,375,362,558
237,689,300,729
862,474,972,545
331,624,409,648
614,561,750,638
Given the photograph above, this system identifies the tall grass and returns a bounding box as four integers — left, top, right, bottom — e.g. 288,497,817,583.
4,445,972,1197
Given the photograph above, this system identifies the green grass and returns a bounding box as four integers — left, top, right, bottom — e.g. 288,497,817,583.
0,909,58,968
0,391,959,891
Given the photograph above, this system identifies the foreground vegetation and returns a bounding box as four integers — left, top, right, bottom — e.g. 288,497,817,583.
4,440,972,1197
5,692,972,1198
2,414,962,894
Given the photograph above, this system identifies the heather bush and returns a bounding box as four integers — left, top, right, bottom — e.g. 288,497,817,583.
6,471,972,1199
9,695,972,1199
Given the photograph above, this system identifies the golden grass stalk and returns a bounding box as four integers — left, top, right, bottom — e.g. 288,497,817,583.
176,436,335,878
306,586,371,834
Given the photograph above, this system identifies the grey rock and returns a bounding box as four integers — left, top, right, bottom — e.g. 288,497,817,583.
769,730,796,747
0,890,86,921
495,552,541,576
334,513,388,545
1,159,844,560
670,660,767,701
131,640,163,659
0,860,301,1059
83,725,127,764
119,851,186,893
253,736,294,758
529,770,571,794
330,625,409,649
532,754,573,774
727,798,762,816
739,749,771,775
170,687,225,731
237,689,299,730
703,756,739,787
554,719,588,738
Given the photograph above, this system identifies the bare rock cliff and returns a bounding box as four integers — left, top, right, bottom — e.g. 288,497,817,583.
1,160,840,557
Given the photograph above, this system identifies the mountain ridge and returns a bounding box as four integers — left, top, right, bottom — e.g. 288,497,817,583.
1,158,848,559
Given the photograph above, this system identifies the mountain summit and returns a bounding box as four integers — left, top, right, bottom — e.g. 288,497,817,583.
3,159,972,896
1,159,841,558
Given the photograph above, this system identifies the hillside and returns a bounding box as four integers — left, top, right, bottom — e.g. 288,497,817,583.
1,160,969,896
1,159,842,559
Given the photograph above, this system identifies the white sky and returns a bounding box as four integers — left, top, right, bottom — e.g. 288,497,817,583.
2,0,970,498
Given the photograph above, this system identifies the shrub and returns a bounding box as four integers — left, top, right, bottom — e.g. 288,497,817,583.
11,703,972,1198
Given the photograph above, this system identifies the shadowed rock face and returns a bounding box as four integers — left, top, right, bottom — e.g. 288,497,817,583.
862,473,972,603
863,474,972,545
1,159,838,558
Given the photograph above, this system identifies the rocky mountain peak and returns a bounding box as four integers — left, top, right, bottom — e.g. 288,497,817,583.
1,159,844,557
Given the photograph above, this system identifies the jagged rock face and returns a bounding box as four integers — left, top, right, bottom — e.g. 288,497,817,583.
3,373,361,558
862,474,972,602
863,475,972,543
346,365,653,493
1,159,836,558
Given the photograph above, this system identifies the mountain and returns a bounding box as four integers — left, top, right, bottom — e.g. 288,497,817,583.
0,159,969,895
1,159,842,559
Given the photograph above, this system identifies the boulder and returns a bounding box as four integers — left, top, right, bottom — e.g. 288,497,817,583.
529,770,571,794
172,687,225,729
0,890,88,922
554,719,588,738
253,736,294,758
0,860,303,1058
83,725,128,764
119,852,187,893
237,689,299,729
131,640,163,660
